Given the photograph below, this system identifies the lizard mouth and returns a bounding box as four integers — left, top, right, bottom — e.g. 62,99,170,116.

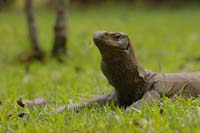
94,38,129,51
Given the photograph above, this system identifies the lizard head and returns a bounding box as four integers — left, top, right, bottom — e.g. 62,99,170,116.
93,30,138,64
93,31,130,51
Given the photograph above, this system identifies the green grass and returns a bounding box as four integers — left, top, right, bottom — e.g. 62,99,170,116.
0,4,200,132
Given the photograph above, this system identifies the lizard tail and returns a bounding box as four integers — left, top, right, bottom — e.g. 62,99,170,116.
48,102,88,115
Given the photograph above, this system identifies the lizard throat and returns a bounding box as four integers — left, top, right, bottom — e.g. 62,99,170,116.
101,51,147,100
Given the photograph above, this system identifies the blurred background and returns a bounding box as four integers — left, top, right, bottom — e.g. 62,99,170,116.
1,0,200,9
0,0,200,105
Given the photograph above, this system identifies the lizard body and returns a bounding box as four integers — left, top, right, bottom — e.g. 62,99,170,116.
50,31,200,114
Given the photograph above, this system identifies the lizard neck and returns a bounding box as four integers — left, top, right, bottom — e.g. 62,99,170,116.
100,43,147,105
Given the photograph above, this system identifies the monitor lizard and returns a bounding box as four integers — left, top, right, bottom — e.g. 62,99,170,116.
49,31,200,114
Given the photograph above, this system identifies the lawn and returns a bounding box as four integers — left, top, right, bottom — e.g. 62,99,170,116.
0,4,200,132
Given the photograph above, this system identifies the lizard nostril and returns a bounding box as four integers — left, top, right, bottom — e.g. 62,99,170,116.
94,31,105,40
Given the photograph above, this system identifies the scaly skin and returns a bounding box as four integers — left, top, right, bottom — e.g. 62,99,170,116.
50,31,200,114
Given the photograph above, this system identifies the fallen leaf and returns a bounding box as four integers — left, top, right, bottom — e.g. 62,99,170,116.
18,112,29,118
17,97,47,107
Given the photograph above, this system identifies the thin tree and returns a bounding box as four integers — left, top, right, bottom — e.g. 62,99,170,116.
52,0,69,61
24,0,44,61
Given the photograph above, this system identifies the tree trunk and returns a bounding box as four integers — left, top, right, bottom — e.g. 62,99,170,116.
52,0,69,60
25,0,44,61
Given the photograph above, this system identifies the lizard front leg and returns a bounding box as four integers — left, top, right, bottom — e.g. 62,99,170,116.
49,91,117,115
125,90,161,113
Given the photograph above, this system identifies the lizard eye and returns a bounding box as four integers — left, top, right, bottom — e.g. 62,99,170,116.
114,33,121,40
